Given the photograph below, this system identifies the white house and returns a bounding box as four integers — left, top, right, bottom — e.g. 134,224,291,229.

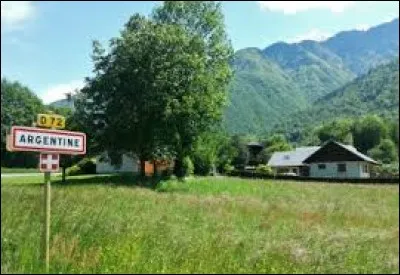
96,152,139,174
267,146,320,176
268,140,379,179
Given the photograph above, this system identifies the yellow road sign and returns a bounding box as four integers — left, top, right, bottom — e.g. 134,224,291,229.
37,114,66,129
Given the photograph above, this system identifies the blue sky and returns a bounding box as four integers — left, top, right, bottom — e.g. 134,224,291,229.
1,1,399,103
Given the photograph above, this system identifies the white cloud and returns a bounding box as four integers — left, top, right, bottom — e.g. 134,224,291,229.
1,1,35,31
257,1,355,14
286,28,332,43
41,80,85,104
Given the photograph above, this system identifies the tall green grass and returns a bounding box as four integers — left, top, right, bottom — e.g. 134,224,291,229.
1,167,40,174
1,175,399,273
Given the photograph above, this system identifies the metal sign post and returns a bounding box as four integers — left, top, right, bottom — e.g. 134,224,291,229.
39,152,59,273
44,171,51,273
6,114,86,273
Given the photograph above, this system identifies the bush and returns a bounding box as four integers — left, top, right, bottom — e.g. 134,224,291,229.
182,156,194,177
371,162,399,178
223,164,234,174
192,155,213,176
160,164,174,179
66,157,96,176
255,164,273,175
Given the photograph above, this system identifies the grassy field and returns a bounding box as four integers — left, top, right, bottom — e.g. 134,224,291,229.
1,175,399,274
1,167,39,174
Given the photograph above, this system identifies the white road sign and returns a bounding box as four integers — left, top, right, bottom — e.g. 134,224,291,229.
11,126,86,155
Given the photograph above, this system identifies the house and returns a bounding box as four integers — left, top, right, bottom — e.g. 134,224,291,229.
96,152,172,176
267,146,320,176
268,140,379,178
96,153,139,174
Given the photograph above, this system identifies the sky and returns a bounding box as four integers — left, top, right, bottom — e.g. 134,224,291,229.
1,1,399,104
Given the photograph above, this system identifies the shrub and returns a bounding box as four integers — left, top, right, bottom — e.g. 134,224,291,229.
192,155,213,176
255,164,273,175
223,164,234,174
182,156,194,177
66,157,96,176
371,162,399,178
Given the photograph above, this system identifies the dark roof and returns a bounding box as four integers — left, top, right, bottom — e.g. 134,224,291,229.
303,140,379,165
268,141,379,167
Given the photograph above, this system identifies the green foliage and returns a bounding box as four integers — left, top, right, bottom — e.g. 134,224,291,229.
190,131,222,175
224,48,307,135
1,167,39,174
77,1,233,178
1,78,45,168
389,120,399,148
258,134,292,164
315,119,354,145
353,115,388,153
255,164,273,175
368,139,398,164
264,41,355,101
215,135,238,173
222,163,234,174
66,158,96,176
225,19,399,135
370,162,399,178
229,135,251,168
277,59,399,144
182,156,194,177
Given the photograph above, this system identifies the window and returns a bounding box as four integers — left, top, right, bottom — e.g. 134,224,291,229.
337,163,346,172
318,164,326,169
362,164,369,173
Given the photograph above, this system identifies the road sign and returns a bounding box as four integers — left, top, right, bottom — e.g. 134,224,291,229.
39,153,60,172
8,120,86,273
37,113,66,129
11,126,86,155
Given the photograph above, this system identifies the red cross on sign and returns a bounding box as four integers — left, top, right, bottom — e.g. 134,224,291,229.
39,153,60,172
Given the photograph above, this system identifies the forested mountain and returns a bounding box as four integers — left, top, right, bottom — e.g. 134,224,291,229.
263,40,355,101
47,19,399,137
274,58,399,138
223,48,307,134
322,18,399,75
223,18,399,135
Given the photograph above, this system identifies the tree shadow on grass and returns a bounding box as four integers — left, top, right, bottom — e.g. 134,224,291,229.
50,173,168,190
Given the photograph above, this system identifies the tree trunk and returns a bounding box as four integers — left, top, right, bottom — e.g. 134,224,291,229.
153,160,158,178
173,156,183,178
140,158,146,178
212,164,217,177
62,167,66,183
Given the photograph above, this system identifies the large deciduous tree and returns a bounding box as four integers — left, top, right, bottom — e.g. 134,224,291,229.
152,1,233,176
76,1,233,178
352,115,388,153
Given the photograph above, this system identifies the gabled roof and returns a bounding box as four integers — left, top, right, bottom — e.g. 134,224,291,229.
267,141,379,167
303,140,379,165
267,146,320,167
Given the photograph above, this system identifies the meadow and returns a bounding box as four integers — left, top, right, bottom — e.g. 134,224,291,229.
1,175,399,274
1,167,41,174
